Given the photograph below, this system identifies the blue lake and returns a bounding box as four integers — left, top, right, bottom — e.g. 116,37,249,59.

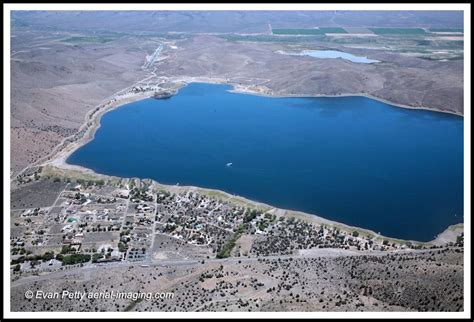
297,50,380,63
67,83,463,241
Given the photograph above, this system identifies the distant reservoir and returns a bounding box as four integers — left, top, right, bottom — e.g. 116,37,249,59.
67,83,463,241
284,50,380,63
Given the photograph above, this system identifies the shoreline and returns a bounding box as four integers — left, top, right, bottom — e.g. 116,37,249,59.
228,84,463,117
43,76,465,176
156,76,464,117
48,91,159,174
37,78,463,246
41,162,462,247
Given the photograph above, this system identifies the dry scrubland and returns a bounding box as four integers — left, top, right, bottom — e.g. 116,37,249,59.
11,30,153,175
158,35,463,115
11,248,463,312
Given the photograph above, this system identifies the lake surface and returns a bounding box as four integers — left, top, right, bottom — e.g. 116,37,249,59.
67,83,463,241
297,50,380,63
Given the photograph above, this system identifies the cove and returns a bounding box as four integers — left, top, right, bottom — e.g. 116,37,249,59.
67,83,463,241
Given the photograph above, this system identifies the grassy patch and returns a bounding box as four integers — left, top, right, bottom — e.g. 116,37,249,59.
216,225,245,259
62,36,118,44
369,28,427,35
42,165,119,184
318,27,347,34
134,33,188,40
222,34,325,43
272,28,325,35
429,28,463,33
448,223,464,231
204,190,228,199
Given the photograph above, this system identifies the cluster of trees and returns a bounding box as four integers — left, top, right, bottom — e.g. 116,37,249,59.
118,242,127,253
243,209,262,223
455,233,464,246
92,253,104,263
61,254,91,266
130,187,154,202
11,247,30,256
60,245,75,254
216,225,245,259
11,252,55,265
74,178,105,187
156,190,172,202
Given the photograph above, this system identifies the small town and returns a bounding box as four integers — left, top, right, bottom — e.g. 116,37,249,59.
11,168,463,278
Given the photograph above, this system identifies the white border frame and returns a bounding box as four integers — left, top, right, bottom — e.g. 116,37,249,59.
3,3,471,319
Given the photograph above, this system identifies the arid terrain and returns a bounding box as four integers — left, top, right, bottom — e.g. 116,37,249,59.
9,11,465,313
10,28,154,175
11,248,464,312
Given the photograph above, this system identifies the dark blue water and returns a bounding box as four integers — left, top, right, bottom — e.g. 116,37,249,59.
68,83,463,241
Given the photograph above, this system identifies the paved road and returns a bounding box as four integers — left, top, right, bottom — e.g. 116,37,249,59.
10,247,442,288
